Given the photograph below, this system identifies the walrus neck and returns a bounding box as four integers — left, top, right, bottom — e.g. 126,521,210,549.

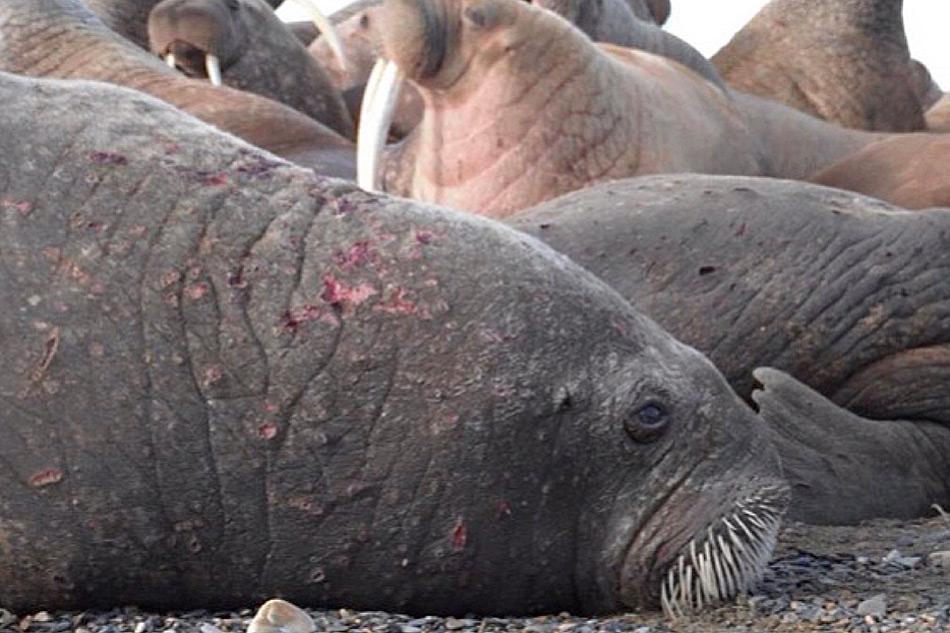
770,0,906,44
410,16,626,215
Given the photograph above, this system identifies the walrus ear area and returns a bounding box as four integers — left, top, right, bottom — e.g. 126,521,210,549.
463,2,501,30
624,401,671,444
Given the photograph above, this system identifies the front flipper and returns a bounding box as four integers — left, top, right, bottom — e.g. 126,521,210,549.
752,367,950,525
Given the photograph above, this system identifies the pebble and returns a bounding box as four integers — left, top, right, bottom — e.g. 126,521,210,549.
857,594,888,618
928,550,950,567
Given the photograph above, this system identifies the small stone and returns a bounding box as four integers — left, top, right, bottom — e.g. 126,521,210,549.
898,556,922,568
199,625,223,633
928,550,950,567
857,594,887,618
32,612,52,623
0,610,16,628
400,627,422,633
882,549,902,564
247,599,315,633
134,622,149,633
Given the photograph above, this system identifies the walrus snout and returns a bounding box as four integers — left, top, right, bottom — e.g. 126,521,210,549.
620,475,789,615
380,0,449,81
148,0,237,65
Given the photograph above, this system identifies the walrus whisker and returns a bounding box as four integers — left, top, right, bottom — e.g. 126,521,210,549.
205,54,222,86
661,495,781,618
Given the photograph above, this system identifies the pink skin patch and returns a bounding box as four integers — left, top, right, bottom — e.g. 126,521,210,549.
415,230,435,245
1,199,32,216
280,305,322,332
258,422,278,440
451,517,467,552
29,468,63,488
185,282,209,300
321,275,377,308
373,287,422,316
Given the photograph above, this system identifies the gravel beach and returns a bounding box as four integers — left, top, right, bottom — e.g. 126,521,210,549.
4,515,948,633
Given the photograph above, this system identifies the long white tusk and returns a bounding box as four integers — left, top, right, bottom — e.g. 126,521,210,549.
205,54,223,86
357,58,402,192
165,53,177,69
286,0,348,74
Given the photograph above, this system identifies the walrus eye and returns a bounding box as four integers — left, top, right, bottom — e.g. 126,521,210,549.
625,401,670,443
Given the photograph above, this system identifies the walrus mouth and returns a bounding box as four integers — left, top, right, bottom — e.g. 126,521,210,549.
162,40,223,86
621,480,788,617
657,488,785,616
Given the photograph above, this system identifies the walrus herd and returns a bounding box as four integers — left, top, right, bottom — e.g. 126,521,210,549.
0,0,948,621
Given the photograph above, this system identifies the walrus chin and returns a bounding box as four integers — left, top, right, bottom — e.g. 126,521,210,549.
619,477,789,617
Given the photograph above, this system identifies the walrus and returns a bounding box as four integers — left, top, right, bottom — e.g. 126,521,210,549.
0,71,787,617
364,0,767,217
0,0,354,177
810,134,950,209
147,0,354,138
508,174,950,524
712,0,926,132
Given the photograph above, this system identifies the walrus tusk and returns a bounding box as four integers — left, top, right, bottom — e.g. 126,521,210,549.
357,58,402,192
285,0,348,74
205,54,223,86
165,53,177,69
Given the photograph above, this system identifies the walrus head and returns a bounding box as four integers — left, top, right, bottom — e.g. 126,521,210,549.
148,0,344,85
569,331,789,615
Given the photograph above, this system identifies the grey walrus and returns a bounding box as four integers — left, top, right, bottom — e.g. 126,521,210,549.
0,72,786,617
509,175,950,525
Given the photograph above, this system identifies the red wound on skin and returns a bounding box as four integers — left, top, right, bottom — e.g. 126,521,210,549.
451,517,467,552
196,171,227,186
415,230,435,245
258,422,278,440
227,267,246,288
321,275,376,308
1,199,32,216
203,365,223,385
29,468,63,488
185,282,209,300
88,151,128,166
333,241,373,269
280,304,321,332
374,287,417,315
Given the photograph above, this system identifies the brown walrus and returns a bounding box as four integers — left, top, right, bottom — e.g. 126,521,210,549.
712,0,926,132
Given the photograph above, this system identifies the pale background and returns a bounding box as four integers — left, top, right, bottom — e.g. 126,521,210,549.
278,0,950,91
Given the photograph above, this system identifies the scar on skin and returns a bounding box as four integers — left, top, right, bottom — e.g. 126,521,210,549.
30,326,61,383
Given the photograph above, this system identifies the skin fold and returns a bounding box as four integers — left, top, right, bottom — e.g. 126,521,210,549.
0,71,787,617
509,174,950,523
148,0,355,139
0,0,355,177
712,0,926,132
376,0,767,217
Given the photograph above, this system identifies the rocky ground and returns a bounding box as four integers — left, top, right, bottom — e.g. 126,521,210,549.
3,514,949,633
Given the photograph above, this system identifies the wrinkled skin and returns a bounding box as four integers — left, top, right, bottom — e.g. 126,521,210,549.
377,0,766,217
712,0,926,132
531,0,720,86
0,72,786,616
810,135,950,209
926,95,950,132
0,0,354,177
509,174,950,524
148,0,354,139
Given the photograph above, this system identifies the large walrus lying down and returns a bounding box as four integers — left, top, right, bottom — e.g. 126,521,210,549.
0,72,786,617
509,175,950,525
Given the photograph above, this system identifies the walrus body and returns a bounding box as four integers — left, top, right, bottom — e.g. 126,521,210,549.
0,73,786,616
375,0,766,217
510,174,950,524
810,134,950,209
926,95,950,132
712,0,926,132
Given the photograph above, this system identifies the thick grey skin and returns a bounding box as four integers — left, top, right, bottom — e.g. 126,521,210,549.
0,73,786,614
927,95,950,132
712,0,926,132
752,368,950,526
509,175,950,523
0,0,354,177
148,0,355,139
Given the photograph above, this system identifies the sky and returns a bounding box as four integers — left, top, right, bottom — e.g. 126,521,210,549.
278,0,950,91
